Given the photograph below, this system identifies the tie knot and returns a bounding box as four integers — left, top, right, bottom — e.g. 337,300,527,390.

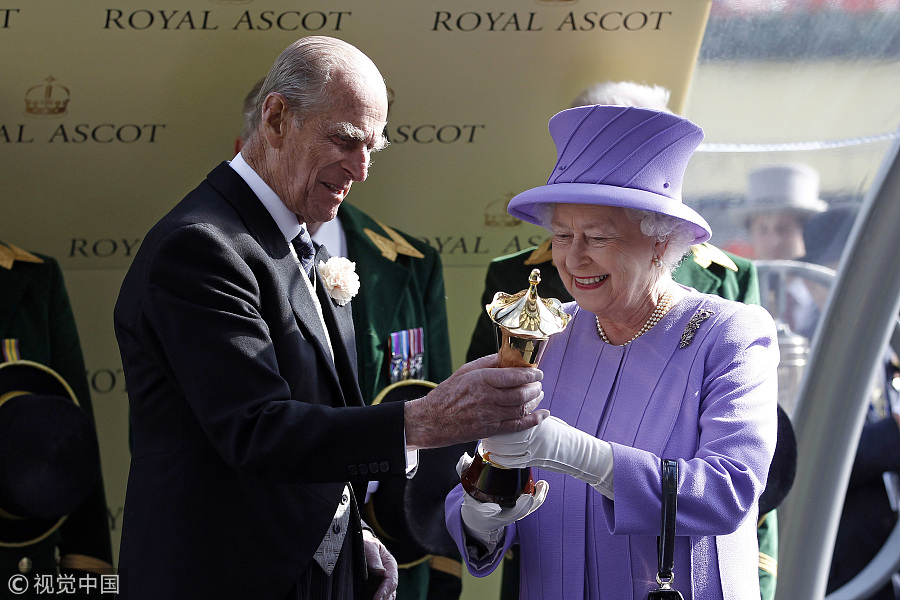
291,230,315,277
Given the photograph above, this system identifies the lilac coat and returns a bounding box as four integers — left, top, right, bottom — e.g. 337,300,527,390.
446,289,779,600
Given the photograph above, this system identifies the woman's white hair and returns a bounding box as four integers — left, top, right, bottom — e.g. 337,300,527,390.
533,203,694,271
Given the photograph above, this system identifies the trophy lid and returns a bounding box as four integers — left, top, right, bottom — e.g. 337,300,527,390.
487,269,570,339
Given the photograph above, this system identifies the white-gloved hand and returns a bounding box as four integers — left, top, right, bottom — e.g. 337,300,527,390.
481,412,615,499
455,453,549,551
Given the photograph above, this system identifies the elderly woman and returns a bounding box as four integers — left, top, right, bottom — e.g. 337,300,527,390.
445,105,779,600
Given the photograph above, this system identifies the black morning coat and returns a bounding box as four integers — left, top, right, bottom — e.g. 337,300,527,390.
113,163,409,599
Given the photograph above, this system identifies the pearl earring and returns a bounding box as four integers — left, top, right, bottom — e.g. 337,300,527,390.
653,257,662,268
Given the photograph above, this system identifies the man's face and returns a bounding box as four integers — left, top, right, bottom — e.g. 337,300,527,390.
272,72,388,225
748,212,806,260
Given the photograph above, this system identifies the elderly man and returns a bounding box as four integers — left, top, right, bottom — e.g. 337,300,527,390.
114,36,544,600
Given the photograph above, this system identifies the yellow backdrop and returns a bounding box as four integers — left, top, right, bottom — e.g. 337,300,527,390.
0,0,711,591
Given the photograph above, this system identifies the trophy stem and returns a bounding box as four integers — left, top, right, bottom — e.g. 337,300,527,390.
460,443,535,508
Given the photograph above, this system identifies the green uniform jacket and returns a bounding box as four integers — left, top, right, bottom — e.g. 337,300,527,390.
339,203,453,401
337,205,459,600
0,243,112,581
465,241,776,600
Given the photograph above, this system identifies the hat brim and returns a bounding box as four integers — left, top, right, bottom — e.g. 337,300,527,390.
0,361,99,547
508,183,711,245
0,360,78,406
732,197,828,227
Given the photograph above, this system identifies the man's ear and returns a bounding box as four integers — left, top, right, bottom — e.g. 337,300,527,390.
261,93,289,149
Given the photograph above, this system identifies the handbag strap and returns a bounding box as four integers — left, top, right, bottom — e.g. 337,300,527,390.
657,459,679,583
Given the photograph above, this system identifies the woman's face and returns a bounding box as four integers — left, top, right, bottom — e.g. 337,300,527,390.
550,203,662,319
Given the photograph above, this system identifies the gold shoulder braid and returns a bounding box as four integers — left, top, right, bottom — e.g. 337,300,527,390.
690,243,738,272
679,309,715,348
364,220,425,262
0,242,44,270
524,239,553,265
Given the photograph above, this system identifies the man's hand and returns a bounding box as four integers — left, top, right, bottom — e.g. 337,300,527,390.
404,354,545,449
363,529,398,600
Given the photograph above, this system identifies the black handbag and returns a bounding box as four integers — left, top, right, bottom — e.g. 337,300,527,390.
648,459,684,600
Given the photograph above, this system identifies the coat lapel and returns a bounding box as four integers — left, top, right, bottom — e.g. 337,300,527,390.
313,245,365,408
205,162,356,405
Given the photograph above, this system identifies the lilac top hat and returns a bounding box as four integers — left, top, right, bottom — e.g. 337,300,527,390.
508,105,712,245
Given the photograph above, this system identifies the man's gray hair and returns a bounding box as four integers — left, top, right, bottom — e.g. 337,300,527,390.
246,36,368,135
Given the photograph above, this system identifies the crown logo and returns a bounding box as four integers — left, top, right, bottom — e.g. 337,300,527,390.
25,76,70,116
484,194,522,228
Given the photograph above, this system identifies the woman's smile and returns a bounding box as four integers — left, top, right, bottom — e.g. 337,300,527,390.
572,274,608,290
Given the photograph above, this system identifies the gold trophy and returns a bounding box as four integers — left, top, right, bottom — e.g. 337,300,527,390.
460,268,570,507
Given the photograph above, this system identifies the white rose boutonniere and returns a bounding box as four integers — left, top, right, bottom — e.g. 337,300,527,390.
317,257,360,306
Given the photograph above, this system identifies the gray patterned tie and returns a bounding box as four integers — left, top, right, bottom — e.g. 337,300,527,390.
312,485,351,574
291,228,316,279
294,228,347,572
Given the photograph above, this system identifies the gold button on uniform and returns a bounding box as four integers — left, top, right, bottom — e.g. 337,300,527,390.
18,557,33,573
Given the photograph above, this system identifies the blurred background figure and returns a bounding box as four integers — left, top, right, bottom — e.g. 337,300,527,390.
740,163,828,261
795,205,857,337
0,239,113,591
738,163,828,339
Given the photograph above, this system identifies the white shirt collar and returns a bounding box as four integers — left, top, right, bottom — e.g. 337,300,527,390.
311,215,347,259
229,152,302,243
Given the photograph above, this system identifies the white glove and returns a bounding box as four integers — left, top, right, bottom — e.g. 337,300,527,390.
481,413,615,499
455,453,549,552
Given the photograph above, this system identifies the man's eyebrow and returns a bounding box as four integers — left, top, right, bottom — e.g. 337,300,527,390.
333,121,389,152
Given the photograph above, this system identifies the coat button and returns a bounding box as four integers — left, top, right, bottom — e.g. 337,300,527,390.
18,557,32,573
369,462,379,473
359,464,368,474
349,465,358,476
379,461,389,472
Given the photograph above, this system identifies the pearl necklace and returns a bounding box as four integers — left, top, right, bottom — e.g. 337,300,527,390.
596,288,673,346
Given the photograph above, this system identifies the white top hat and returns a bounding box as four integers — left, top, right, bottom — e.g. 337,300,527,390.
738,163,828,225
